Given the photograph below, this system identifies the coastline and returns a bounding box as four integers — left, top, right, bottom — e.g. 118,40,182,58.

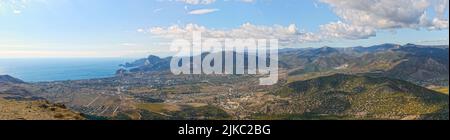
0,58,132,82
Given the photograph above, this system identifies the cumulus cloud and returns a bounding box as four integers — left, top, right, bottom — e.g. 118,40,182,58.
429,18,449,30
320,21,376,40
144,0,448,45
141,23,321,46
319,0,449,30
142,21,381,45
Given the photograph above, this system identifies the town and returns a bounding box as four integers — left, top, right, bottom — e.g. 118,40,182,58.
169,32,279,85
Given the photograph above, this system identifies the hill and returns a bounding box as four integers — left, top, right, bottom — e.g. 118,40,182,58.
0,75,25,84
283,44,449,86
0,97,85,120
122,44,449,86
265,74,449,120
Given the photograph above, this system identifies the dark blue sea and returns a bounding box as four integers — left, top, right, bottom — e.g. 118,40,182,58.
0,58,133,82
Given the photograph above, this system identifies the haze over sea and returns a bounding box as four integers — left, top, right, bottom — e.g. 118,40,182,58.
0,58,133,82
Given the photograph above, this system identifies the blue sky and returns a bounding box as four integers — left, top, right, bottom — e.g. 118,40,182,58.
0,0,448,58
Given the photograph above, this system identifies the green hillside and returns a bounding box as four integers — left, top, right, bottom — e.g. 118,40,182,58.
266,74,449,120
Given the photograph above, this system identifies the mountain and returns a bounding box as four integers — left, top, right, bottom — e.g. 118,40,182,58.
349,43,400,53
350,44,449,86
0,76,85,120
1,43,443,120
0,76,36,98
265,74,449,120
120,55,171,73
283,44,449,86
120,44,448,86
0,75,25,84
0,97,85,120
384,46,449,86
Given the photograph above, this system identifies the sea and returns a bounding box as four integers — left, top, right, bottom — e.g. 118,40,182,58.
0,58,134,82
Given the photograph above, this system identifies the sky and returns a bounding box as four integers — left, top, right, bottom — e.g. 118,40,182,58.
0,0,449,58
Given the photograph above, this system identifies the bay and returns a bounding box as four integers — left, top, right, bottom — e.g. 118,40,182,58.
0,58,133,82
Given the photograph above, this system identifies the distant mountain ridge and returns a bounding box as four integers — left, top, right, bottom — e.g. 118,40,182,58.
121,43,449,86
0,44,447,120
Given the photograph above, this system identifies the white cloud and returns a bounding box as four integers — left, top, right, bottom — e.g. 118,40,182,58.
429,18,449,30
319,0,449,30
435,0,449,18
141,23,321,46
13,9,21,14
0,0,27,14
142,21,381,45
157,0,447,43
137,28,145,33
188,8,219,15
320,21,376,40
0,0,50,14
239,0,256,3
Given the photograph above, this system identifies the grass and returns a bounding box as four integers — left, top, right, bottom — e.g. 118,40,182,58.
0,97,84,120
136,103,230,120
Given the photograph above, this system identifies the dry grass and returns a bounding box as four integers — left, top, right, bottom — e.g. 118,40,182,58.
0,97,84,120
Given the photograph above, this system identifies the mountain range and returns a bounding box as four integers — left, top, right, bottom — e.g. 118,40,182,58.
120,43,449,87
0,43,448,120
